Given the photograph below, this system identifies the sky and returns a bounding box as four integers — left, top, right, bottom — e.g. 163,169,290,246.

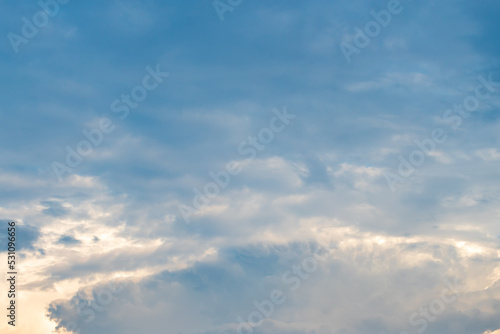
1,0,500,333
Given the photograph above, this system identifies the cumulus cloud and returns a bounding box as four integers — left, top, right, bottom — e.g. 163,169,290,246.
47,232,500,334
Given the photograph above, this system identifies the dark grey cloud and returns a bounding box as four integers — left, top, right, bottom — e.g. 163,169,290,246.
0,221,40,252
57,235,81,245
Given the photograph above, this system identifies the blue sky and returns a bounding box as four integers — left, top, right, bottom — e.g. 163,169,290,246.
1,0,500,333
